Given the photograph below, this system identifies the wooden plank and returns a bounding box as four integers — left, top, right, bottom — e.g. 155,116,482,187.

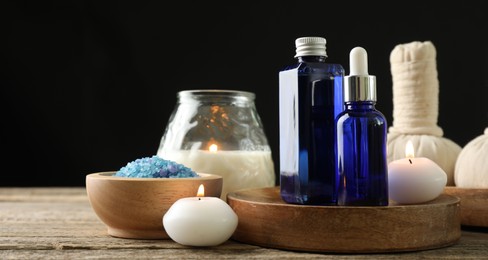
0,187,487,259
0,248,371,259
0,187,88,202
1,232,488,259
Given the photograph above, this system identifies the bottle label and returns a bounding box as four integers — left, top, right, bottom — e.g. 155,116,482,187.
279,69,299,176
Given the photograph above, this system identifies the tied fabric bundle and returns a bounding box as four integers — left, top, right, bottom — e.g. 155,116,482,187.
387,41,462,186
454,128,488,188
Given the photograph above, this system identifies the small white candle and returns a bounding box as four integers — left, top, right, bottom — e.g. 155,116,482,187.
162,184,238,246
388,141,447,204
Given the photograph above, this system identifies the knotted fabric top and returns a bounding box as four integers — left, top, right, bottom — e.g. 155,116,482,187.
389,41,443,136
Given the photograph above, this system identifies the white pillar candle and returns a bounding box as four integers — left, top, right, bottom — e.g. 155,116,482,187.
163,184,238,247
388,141,447,204
158,149,275,199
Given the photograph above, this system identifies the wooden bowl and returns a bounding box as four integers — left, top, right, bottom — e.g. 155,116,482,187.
443,186,488,227
228,187,461,253
85,171,223,239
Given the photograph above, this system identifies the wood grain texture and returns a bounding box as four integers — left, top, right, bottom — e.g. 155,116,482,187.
228,187,461,253
1,187,488,259
443,186,488,227
85,172,223,239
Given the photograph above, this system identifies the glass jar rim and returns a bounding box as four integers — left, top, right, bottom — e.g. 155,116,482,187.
177,89,255,100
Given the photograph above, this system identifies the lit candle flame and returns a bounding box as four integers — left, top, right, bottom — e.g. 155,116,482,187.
196,184,205,197
405,141,415,159
209,143,218,153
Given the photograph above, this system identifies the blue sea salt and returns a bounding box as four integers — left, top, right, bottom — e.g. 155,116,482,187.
114,155,199,178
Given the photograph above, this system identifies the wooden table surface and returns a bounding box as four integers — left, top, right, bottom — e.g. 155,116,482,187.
1,187,487,259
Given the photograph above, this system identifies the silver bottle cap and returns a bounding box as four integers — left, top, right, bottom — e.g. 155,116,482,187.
294,37,327,58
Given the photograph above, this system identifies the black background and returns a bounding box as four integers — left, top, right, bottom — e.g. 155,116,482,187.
2,1,487,187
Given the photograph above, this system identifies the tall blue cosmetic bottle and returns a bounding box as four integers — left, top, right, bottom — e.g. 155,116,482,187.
336,47,389,206
279,37,344,205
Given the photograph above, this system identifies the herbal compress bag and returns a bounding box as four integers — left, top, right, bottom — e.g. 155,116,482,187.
387,41,461,186
454,128,488,188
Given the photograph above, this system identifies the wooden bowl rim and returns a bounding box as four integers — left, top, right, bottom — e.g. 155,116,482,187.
444,186,488,193
86,171,222,182
228,187,460,209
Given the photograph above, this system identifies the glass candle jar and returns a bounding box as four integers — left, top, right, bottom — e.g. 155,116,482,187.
157,89,276,200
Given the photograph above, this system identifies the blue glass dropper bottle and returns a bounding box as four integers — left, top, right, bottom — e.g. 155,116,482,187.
336,47,388,206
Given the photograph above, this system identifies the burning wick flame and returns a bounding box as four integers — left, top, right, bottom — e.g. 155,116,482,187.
209,144,218,152
405,141,415,164
197,184,205,199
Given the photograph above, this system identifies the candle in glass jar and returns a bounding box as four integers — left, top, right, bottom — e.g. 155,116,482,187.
163,184,238,247
388,141,447,204
158,144,275,199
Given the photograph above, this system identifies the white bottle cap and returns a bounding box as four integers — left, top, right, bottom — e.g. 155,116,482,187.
349,47,369,76
294,37,327,58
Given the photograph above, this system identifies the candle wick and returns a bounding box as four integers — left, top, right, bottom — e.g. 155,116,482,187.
198,198,201,201
409,159,412,164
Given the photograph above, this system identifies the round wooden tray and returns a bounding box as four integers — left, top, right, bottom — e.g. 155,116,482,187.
227,186,461,253
443,186,488,227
